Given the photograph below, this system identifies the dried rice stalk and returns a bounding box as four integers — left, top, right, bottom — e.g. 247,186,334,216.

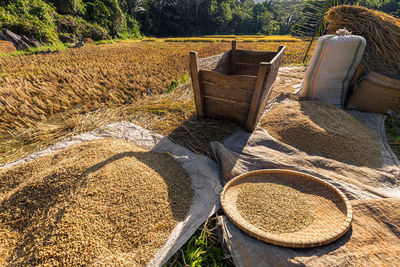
325,5,400,74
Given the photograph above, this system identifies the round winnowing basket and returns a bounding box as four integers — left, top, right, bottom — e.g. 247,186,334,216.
220,169,352,248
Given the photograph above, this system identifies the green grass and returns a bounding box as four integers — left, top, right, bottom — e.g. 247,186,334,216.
165,215,234,267
385,115,400,158
0,43,72,57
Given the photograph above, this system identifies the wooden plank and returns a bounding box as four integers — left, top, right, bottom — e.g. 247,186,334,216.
199,70,256,92
246,63,270,131
231,49,276,65
349,65,364,90
232,40,237,50
203,96,249,127
251,46,286,130
190,51,205,117
213,64,230,74
201,81,253,104
232,63,259,76
198,51,230,71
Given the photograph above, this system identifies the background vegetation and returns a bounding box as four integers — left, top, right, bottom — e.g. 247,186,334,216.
1,0,400,44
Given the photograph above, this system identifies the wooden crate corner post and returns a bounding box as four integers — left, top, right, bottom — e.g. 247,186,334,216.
189,51,205,118
245,62,271,131
232,40,237,50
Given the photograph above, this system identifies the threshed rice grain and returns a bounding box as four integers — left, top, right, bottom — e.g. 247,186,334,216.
0,138,193,266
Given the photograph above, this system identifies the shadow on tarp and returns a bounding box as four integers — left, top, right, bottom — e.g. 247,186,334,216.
218,215,354,267
166,115,239,160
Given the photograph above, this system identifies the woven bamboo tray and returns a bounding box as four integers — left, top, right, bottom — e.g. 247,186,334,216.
220,169,352,248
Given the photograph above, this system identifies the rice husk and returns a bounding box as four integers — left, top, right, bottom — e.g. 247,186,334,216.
260,101,381,167
0,138,193,266
325,5,400,74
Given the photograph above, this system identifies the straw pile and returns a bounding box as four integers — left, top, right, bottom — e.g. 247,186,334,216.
0,41,16,53
260,101,381,167
83,38,94,44
325,5,400,74
0,138,193,266
237,183,315,234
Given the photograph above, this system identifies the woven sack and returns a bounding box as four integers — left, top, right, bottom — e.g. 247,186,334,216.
300,34,366,106
348,71,400,114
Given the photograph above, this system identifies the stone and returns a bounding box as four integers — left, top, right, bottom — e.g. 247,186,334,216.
74,41,84,48
0,29,42,50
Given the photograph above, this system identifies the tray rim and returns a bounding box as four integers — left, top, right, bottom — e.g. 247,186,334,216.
220,169,353,248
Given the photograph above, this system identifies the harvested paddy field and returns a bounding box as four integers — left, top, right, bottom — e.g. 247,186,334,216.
261,101,382,167
0,138,193,266
0,41,311,134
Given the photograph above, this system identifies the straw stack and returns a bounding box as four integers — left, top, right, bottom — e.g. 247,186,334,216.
325,5,400,74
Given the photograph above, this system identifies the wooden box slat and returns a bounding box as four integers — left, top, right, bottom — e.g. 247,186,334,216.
231,49,277,65
200,70,256,92
202,81,253,104
198,51,230,71
203,96,249,126
232,63,259,76
213,64,230,74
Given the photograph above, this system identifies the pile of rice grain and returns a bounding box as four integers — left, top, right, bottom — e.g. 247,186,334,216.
260,101,381,167
0,138,193,266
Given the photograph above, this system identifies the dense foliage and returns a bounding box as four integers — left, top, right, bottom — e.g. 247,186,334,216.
1,0,400,44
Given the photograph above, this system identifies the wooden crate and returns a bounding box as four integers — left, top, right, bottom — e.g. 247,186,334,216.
190,41,285,131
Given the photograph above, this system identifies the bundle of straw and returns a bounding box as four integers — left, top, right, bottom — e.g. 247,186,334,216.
325,5,400,74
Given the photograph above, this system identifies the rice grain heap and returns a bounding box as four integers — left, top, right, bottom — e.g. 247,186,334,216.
325,5,400,74
0,138,193,266
260,101,381,167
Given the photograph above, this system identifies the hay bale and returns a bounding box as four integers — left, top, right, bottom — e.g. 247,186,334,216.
325,5,400,74
0,138,193,266
83,37,94,44
260,101,381,167
0,41,16,53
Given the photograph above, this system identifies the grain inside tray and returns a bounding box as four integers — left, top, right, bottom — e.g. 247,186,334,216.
234,173,347,240
237,183,315,234
0,138,193,266
260,101,381,167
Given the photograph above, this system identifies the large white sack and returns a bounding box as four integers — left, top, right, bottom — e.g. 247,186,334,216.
300,34,366,106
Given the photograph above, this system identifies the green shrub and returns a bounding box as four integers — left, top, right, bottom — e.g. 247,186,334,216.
83,0,127,36
0,0,140,45
83,0,111,29
46,0,85,15
0,0,59,43
55,14,109,41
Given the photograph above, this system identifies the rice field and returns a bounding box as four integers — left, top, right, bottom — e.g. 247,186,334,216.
143,35,303,43
0,40,312,137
